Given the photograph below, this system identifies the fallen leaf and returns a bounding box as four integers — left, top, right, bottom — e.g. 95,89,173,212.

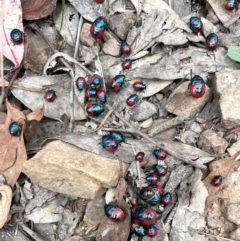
0,185,12,228
96,159,131,241
0,0,24,66
0,98,27,187
203,150,240,206
24,120,40,144
22,0,58,20
26,107,44,122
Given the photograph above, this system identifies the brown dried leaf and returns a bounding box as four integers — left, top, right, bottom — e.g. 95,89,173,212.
0,99,27,187
24,120,40,144
22,0,58,20
26,107,44,122
96,159,131,241
203,150,240,206
0,185,12,228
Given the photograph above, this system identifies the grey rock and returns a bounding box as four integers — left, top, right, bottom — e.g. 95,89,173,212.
165,81,212,120
102,38,120,56
213,70,240,129
225,203,240,225
80,23,96,47
23,141,125,199
108,12,136,40
198,129,228,154
230,228,240,240
132,100,158,121
57,209,80,240
83,195,105,230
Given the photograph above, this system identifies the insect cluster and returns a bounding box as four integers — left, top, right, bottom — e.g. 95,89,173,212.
101,131,125,152
104,148,171,238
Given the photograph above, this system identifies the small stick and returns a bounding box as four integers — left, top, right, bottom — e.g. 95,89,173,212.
148,116,184,137
19,223,44,241
131,146,141,180
105,104,207,170
197,231,236,241
89,109,114,133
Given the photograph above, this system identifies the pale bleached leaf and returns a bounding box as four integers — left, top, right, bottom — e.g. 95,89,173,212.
68,0,106,22
130,0,142,19
132,10,169,55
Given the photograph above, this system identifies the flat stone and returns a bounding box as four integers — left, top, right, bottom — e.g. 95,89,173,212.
230,228,240,240
165,81,212,120
132,100,158,122
198,129,228,154
23,141,123,199
83,195,105,230
227,140,240,156
102,38,120,56
108,12,136,40
225,203,240,225
213,70,240,129
80,23,96,47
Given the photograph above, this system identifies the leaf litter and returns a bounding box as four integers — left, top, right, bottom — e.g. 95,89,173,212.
2,0,240,239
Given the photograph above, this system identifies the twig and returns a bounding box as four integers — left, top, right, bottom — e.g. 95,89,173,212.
148,117,184,137
73,16,83,59
89,109,114,133
197,231,237,241
18,224,44,241
164,202,178,233
105,104,207,170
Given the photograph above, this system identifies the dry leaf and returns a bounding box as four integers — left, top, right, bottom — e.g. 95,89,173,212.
203,150,240,206
22,0,58,20
0,99,27,187
0,0,24,66
96,159,131,241
26,107,44,122
0,185,12,228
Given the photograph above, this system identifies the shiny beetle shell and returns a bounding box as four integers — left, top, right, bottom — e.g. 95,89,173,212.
146,193,161,206
134,204,147,220
205,33,219,51
146,172,159,185
121,59,132,70
161,192,172,206
104,204,125,223
9,122,22,137
153,148,167,160
111,131,124,144
97,89,107,103
141,208,158,226
189,17,203,34
121,42,132,56
45,89,57,102
211,175,223,187
131,219,145,237
86,103,105,117
133,80,146,92
190,75,204,85
154,165,168,176
109,75,125,92
135,152,145,162
95,0,105,3
102,135,119,152
75,77,86,91
225,0,238,10
126,94,138,107
189,83,206,98
140,186,155,201
146,224,157,238
85,87,97,99
150,184,163,195
90,74,102,90
10,29,24,44
90,17,107,40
